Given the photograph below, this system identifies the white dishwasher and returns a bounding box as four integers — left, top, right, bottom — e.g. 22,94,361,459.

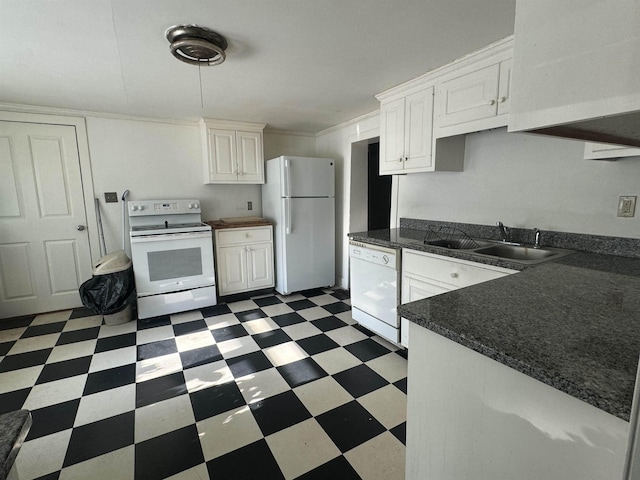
349,240,401,344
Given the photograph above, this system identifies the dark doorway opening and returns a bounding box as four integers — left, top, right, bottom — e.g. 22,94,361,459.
367,142,392,230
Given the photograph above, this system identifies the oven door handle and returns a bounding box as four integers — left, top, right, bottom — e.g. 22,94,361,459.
130,231,212,243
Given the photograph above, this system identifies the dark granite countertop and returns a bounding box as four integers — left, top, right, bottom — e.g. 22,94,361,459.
349,226,640,421
0,410,31,480
350,228,530,270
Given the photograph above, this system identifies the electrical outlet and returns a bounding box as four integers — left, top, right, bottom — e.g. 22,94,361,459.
247,201,253,211
617,196,637,217
104,192,118,203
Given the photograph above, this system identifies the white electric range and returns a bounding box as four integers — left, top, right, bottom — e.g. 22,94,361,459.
128,198,217,319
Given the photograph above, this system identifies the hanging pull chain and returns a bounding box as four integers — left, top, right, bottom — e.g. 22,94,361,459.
198,63,205,110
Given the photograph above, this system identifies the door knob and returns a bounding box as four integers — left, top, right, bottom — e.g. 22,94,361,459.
77,225,86,231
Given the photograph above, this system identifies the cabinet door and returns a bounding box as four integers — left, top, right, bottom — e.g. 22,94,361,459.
497,58,512,116
400,272,451,349
379,97,406,174
247,242,274,289
217,245,247,295
236,130,264,184
438,63,500,128
404,87,434,171
207,129,237,183
402,274,451,304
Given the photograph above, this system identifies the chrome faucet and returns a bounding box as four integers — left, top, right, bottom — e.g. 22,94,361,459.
497,221,510,242
533,228,542,249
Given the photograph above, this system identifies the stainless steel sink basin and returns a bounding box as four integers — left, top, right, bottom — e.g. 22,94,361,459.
424,238,493,250
473,243,574,264
420,230,575,264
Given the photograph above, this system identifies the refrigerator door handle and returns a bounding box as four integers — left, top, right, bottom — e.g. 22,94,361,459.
285,198,292,234
283,158,291,197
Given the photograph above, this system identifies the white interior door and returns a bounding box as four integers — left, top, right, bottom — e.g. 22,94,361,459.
0,121,93,318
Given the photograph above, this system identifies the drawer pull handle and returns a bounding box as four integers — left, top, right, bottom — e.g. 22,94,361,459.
450,272,459,278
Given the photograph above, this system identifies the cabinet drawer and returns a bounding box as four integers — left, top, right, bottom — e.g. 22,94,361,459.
403,250,515,289
216,226,272,246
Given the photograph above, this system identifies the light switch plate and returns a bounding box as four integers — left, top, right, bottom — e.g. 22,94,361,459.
617,196,636,217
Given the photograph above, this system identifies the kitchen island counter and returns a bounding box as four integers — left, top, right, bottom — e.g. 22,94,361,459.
400,260,640,421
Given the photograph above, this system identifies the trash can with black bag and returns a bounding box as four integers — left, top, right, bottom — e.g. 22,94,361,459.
79,250,135,325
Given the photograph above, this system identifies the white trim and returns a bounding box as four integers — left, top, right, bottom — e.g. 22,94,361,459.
343,124,381,291
200,117,266,131
0,102,200,126
264,128,314,137
315,110,379,137
376,35,514,101
390,175,400,229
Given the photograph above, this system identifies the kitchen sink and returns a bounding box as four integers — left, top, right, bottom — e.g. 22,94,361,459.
473,243,574,264
422,234,575,264
424,238,494,250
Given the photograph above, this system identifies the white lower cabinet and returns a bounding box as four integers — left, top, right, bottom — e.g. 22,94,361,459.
406,324,629,480
214,226,274,296
400,249,516,347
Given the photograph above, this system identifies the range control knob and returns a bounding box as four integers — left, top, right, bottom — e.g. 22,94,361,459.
188,203,200,209
131,205,138,211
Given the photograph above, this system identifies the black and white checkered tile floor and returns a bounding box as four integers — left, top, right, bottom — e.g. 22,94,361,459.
0,288,407,479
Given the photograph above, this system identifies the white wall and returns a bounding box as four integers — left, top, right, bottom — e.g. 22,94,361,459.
398,128,640,238
87,116,316,255
315,121,640,292
264,131,316,160
315,112,380,289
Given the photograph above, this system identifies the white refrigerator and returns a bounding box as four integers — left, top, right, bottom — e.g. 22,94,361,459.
262,156,335,295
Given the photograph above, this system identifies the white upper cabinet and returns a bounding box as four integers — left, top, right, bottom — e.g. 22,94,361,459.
201,119,265,184
376,36,513,175
584,143,640,161
435,38,513,138
379,86,435,175
509,1,640,147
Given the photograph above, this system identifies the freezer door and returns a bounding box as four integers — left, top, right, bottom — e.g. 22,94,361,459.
277,197,335,294
280,156,335,198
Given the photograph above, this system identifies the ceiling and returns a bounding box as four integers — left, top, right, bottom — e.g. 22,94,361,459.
0,0,516,133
